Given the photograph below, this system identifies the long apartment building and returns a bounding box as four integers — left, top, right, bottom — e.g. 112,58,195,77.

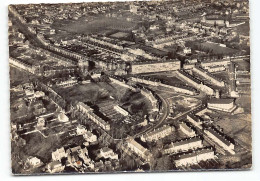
174,147,216,167
200,59,230,71
163,136,203,155
84,35,124,51
126,137,152,162
130,60,181,74
56,79,78,87
187,114,203,130
193,66,225,87
9,57,38,74
146,33,189,49
140,125,173,142
130,76,197,95
179,122,197,137
76,102,110,131
204,127,235,155
140,88,159,112
176,70,215,95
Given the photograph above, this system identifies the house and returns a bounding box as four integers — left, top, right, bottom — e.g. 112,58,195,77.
99,147,118,160
26,156,42,168
174,148,216,167
183,47,191,54
66,146,83,167
58,113,69,122
126,137,152,162
187,114,203,129
47,161,65,173
52,147,67,162
34,91,45,98
140,125,173,142
204,127,235,154
114,105,129,116
179,122,197,137
36,117,45,128
76,125,87,135
83,131,97,143
163,136,203,154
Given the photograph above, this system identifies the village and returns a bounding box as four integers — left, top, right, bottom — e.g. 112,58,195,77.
9,0,251,174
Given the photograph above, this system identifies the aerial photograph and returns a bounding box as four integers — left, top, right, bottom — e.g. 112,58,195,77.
8,0,251,175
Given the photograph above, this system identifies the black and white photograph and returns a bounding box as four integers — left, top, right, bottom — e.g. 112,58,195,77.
8,0,252,175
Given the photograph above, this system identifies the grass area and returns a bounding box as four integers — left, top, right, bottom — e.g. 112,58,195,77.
143,73,186,86
200,42,239,55
9,66,35,86
236,21,250,36
51,16,137,35
235,59,250,71
19,132,62,163
215,113,251,151
54,82,109,103
236,94,251,113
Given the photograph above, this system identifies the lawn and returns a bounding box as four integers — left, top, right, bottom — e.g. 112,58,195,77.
215,113,251,151
9,66,35,86
200,42,239,55
51,16,137,35
54,82,108,103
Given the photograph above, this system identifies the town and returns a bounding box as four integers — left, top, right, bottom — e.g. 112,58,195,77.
9,0,251,174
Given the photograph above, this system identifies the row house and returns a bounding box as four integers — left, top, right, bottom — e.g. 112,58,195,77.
174,147,216,167
204,127,235,155
192,66,225,87
126,137,152,162
163,136,203,155
140,125,173,142
76,102,110,131
179,122,197,137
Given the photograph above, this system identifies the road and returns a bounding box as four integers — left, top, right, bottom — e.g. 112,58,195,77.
134,93,170,137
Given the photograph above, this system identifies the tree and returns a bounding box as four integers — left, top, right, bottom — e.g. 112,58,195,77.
154,155,173,171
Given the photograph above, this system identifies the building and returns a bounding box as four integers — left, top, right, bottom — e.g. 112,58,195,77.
26,156,42,168
204,127,235,154
76,125,87,135
141,125,173,142
126,137,152,162
58,113,69,122
187,114,203,129
207,98,237,112
36,117,45,128
47,161,65,173
114,105,129,116
83,131,97,143
131,60,181,74
163,136,203,155
179,122,197,137
130,76,197,96
174,148,216,167
176,70,215,96
192,66,225,87
52,147,67,162
99,147,118,160
9,57,38,74
76,102,93,114
56,79,78,87
183,47,191,54
76,102,110,131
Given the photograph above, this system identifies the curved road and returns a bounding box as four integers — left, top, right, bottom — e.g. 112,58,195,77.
134,93,170,137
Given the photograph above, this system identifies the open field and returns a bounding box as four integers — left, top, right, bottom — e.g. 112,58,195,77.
51,16,137,35
9,66,35,86
200,42,239,55
215,113,251,151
